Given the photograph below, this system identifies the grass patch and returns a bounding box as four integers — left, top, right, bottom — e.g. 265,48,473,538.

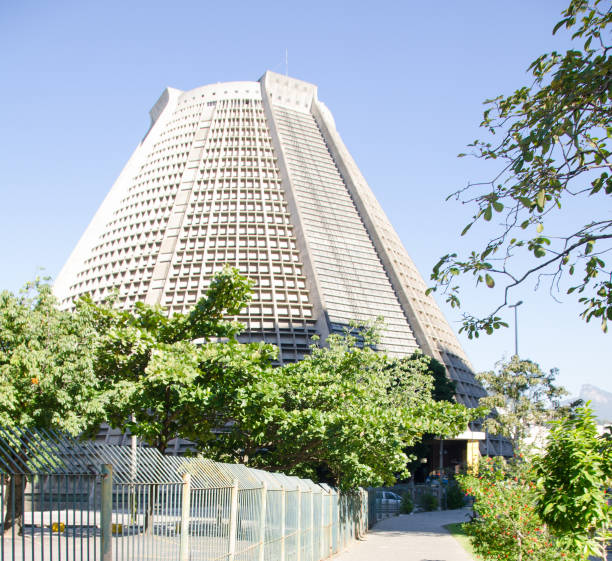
444,522,480,559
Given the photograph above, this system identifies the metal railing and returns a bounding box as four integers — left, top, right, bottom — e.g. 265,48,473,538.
367,483,450,526
0,428,367,560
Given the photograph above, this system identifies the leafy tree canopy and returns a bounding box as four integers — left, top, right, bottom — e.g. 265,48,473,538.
429,0,612,337
191,326,482,489
418,353,457,402
387,351,457,403
398,353,457,478
477,356,568,454
0,280,104,434
536,404,611,560
0,270,480,491
81,266,257,452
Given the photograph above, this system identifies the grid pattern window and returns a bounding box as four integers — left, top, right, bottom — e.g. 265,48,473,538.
272,105,418,356
375,226,483,405
313,106,485,406
157,97,316,362
60,95,205,308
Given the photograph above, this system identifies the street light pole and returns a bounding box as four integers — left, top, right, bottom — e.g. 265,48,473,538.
508,301,523,357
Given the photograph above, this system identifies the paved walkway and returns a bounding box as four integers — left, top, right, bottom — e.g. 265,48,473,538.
334,508,475,561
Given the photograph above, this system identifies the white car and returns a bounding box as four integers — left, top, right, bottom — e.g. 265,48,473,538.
376,491,402,506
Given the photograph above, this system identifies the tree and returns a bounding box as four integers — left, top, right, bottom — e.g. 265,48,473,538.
536,404,611,560
477,356,568,454
398,353,457,479
418,353,457,402
0,280,105,433
387,351,457,405
81,268,477,488
429,0,612,337
0,280,105,534
83,266,257,453
191,326,481,490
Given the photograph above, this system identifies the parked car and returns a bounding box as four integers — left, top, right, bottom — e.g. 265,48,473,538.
376,491,402,506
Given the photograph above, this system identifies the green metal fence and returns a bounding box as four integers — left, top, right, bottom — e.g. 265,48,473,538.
0,428,367,560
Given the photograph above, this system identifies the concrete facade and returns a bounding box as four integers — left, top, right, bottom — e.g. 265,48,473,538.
55,72,507,452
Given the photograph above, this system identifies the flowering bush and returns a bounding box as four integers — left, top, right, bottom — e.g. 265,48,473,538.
536,405,611,560
457,458,580,561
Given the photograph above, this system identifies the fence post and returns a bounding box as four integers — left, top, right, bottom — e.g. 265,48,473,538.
100,463,112,561
179,472,191,561
329,492,334,557
341,494,345,548
296,486,302,561
320,491,325,560
338,491,346,551
309,489,314,561
258,483,267,561
280,486,286,561
361,489,367,538
228,479,239,561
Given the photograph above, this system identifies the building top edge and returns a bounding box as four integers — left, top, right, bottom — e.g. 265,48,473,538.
260,71,318,114
155,73,320,106
259,70,317,89
178,81,262,101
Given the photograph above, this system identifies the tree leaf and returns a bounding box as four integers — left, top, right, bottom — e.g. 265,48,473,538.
461,222,473,236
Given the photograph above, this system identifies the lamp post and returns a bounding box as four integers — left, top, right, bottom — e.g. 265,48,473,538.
508,301,523,357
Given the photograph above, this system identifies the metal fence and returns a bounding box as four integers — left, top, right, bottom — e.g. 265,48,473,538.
0,428,367,561
367,483,450,526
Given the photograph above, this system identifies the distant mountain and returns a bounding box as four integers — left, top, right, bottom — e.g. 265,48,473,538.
579,384,612,423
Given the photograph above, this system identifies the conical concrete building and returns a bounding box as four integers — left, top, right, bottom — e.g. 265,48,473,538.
55,71,488,416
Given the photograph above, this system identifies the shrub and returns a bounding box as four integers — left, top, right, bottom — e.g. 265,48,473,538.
445,483,464,510
420,491,438,511
457,457,580,561
536,405,611,560
400,493,414,514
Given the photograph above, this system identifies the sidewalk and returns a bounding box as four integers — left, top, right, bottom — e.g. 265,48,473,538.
334,508,475,561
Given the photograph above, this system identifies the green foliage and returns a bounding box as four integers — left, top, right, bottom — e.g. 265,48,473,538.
81,266,261,452
410,352,457,403
0,279,105,435
402,354,457,476
400,493,414,514
0,272,479,495
536,404,611,560
429,0,612,336
79,272,479,490
445,482,465,510
477,356,568,454
388,352,456,403
420,491,438,512
195,326,482,490
458,458,579,561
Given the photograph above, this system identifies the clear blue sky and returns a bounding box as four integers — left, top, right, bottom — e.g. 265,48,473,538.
1,1,608,396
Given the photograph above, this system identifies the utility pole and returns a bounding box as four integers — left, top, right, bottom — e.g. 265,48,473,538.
508,301,523,357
